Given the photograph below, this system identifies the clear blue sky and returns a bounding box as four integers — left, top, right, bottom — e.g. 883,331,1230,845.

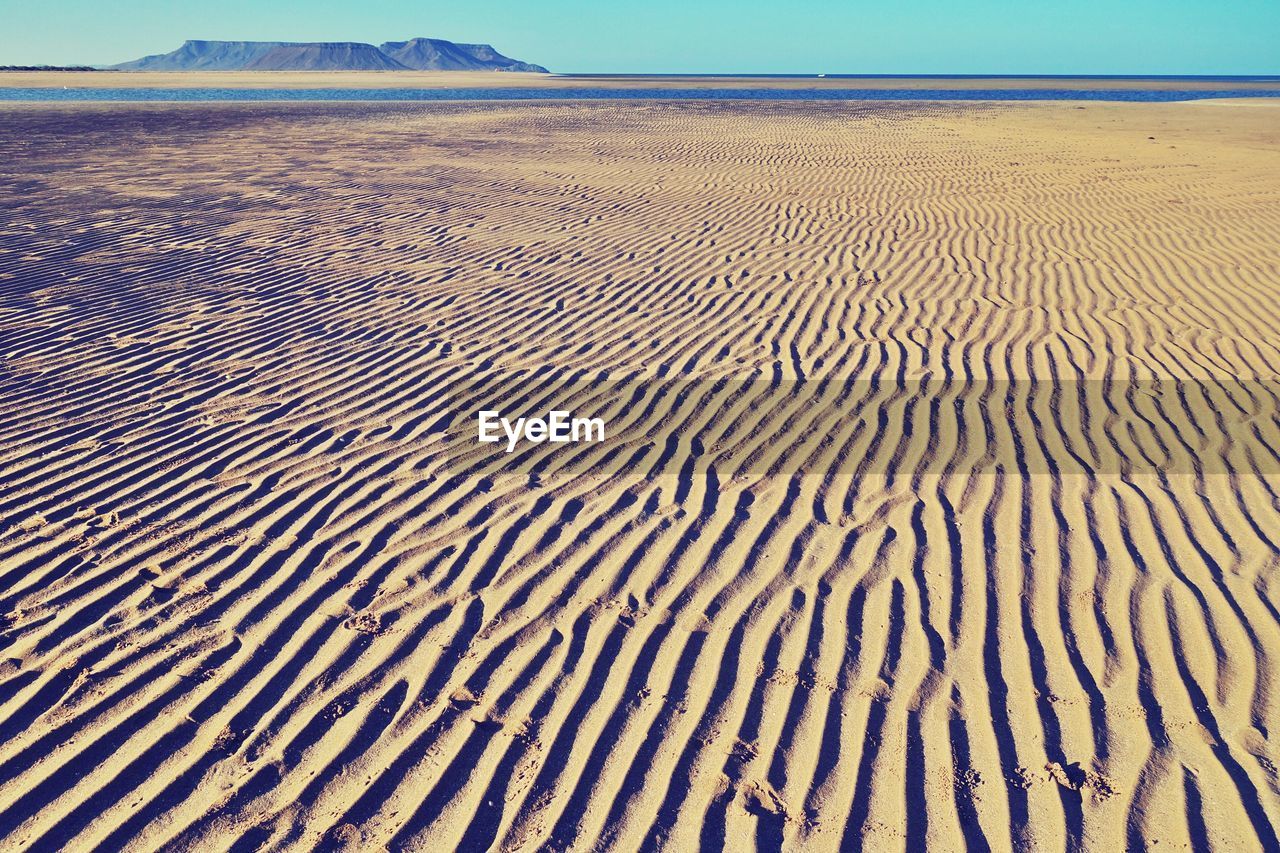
2,0,1276,73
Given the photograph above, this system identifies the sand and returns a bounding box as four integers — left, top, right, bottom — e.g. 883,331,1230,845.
4,70,1280,90
1,99,1279,850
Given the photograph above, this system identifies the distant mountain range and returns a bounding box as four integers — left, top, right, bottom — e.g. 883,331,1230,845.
114,38,548,72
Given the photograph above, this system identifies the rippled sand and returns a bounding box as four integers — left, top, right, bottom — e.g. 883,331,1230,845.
1,100,1279,850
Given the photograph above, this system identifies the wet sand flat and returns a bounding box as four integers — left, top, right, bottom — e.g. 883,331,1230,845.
5,70,1280,90
1,100,1280,850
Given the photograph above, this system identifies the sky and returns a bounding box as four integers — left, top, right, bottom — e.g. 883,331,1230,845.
1,0,1277,74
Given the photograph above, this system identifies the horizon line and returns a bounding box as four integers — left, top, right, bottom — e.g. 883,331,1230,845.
4,67,1279,78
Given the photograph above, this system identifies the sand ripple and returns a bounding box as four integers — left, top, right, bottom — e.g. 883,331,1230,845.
1,100,1279,850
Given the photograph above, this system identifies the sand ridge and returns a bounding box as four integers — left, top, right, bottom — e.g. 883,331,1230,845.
1,100,1279,850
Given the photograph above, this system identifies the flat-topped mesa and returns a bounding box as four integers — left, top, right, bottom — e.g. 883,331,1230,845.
114,40,289,71
113,37,548,72
379,38,549,73
243,43,409,71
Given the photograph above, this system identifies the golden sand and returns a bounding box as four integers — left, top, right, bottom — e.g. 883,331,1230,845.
1,100,1279,850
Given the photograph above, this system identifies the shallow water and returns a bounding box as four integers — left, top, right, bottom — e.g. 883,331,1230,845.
2,86,1280,102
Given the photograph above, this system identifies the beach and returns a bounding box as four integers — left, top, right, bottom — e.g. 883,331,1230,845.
2,97,1279,850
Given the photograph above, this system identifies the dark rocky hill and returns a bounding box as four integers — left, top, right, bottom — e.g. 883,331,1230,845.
380,38,548,73
115,40,289,71
243,43,409,71
113,38,547,72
